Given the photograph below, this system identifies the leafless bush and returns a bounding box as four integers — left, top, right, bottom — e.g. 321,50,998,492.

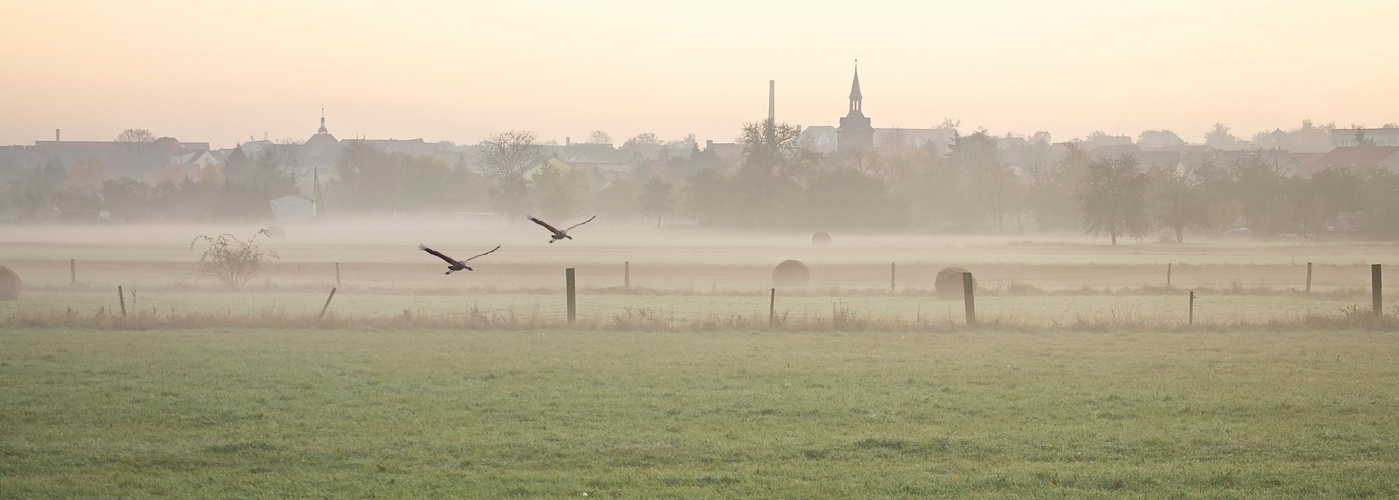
190,230,279,288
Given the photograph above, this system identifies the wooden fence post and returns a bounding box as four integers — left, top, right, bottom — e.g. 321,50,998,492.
70,259,76,286
118,286,126,318
319,287,337,319
566,268,576,324
1167,263,1172,288
962,272,976,327
624,261,630,290
1373,264,1382,317
769,288,776,326
1189,290,1195,326
335,262,341,288
890,263,896,292
1305,262,1313,292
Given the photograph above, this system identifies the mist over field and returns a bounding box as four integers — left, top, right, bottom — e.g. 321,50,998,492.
6,0,1399,497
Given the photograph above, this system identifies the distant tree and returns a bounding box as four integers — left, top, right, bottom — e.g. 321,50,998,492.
622,132,662,149
100,177,155,221
115,129,155,143
732,119,803,227
1354,129,1377,147
639,176,674,227
1147,166,1208,243
946,129,1015,230
1204,123,1241,149
1028,142,1090,231
586,130,613,145
1079,154,1150,245
477,131,543,181
800,168,907,231
67,155,108,189
591,178,641,222
529,163,585,221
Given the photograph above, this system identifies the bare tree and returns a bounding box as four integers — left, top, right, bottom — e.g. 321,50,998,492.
190,229,279,287
477,131,543,181
115,129,156,143
586,130,613,145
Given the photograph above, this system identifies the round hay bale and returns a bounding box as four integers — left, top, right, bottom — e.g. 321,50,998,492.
0,265,21,300
935,267,976,298
811,231,832,246
264,225,286,239
772,260,810,287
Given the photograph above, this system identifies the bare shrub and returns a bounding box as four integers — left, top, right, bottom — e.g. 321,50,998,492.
190,230,279,288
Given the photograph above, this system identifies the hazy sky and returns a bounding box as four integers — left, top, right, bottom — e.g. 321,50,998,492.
3,0,1397,148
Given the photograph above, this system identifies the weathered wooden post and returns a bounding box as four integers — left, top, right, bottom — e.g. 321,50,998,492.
70,259,76,286
962,272,976,327
1373,264,1382,317
335,262,341,288
118,286,126,318
319,287,337,319
890,263,896,292
1167,263,1172,288
769,288,776,326
1189,290,1195,326
624,261,630,290
1305,262,1313,292
566,268,576,324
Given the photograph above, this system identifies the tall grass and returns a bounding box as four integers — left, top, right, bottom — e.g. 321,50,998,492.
8,302,1399,333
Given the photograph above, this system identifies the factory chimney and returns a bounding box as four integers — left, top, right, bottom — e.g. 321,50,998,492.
768,80,775,122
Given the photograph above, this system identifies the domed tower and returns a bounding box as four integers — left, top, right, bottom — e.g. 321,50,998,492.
836,62,874,152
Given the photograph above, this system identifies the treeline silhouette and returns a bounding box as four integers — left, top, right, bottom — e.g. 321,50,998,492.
4,120,1399,240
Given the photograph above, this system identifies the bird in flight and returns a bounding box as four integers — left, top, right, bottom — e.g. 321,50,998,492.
418,244,500,274
528,214,596,243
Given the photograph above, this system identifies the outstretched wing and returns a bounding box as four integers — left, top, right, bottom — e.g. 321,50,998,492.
528,215,563,235
462,245,501,263
418,244,461,266
565,215,598,232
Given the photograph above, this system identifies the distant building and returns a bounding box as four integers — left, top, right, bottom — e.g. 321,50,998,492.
1306,146,1399,174
799,125,838,153
836,63,874,152
269,194,316,222
1331,128,1399,148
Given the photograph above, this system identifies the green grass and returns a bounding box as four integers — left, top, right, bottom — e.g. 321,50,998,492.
4,328,1399,497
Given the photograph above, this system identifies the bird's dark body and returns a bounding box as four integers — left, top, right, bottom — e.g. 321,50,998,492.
419,244,498,275
529,215,595,243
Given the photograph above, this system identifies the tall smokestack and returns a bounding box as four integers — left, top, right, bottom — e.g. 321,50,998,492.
55,129,60,142
768,80,775,122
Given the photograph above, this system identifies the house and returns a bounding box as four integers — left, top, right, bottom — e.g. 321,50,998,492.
1331,128,1399,148
269,194,316,221
1306,146,1399,173
1137,130,1185,151
1175,149,1310,178
520,156,572,182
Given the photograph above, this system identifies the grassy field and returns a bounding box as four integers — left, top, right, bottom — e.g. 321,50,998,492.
4,328,1399,497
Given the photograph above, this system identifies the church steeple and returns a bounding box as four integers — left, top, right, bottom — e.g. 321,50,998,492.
317,106,328,135
836,60,873,152
849,61,863,112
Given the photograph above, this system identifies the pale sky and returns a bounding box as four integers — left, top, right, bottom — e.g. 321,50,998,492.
2,0,1396,148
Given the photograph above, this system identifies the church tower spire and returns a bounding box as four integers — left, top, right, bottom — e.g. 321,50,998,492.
836,60,873,152
317,106,328,135
849,60,863,112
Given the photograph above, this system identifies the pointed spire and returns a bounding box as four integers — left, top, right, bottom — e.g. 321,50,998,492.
317,106,328,135
849,59,863,102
